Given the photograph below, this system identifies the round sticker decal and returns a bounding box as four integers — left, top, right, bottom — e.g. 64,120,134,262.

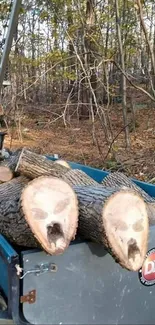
138,248,155,286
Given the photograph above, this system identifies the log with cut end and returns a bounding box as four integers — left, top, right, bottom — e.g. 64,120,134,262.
15,148,69,179
0,176,78,255
21,176,78,254
0,166,13,183
0,149,22,182
61,169,98,186
73,185,149,271
15,148,98,186
54,159,71,169
101,171,155,224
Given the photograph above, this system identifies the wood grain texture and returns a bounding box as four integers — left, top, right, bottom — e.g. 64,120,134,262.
21,176,79,255
0,176,37,248
73,185,149,271
102,171,155,224
15,148,69,179
62,169,98,186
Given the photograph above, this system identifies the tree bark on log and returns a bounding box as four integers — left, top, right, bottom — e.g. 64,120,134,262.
15,148,98,186
0,176,78,255
101,171,155,224
101,171,155,202
61,169,98,186
0,176,33,247
15,149,69,179
0,176,28,200
73,185,149,271
0,170,149,270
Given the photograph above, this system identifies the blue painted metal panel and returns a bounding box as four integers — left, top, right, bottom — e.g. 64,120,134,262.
46,156,155,198
0,235,17,297
0,235,17,261
21,225,155,325
0,258,8,297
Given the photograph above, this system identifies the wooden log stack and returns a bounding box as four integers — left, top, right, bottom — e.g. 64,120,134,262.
0,147,153,272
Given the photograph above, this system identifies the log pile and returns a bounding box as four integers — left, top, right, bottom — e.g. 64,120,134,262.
0,148,153,272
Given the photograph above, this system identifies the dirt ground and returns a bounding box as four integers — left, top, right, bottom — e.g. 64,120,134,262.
3,99,155,183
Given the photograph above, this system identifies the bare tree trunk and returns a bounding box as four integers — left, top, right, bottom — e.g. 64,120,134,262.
67,3,75,93
80,0,98,118
136,0,155,95
153,20,155,89
115,0,130,148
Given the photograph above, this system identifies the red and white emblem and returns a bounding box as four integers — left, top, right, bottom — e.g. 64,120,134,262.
139,248,155,286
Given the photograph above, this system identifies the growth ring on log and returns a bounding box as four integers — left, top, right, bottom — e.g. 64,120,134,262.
0,166,13,182
102,189,149,271
21,176,79,255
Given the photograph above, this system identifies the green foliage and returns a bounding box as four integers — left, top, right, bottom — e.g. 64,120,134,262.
105,159,118,170
63,71,76,80
1,0,155,108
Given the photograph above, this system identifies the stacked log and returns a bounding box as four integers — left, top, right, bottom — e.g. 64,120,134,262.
15,149,69,179
101,171,155,225
21,176,78,254
0,148,151,272
73,185,148,271
0,176,78,255
0,149,22,182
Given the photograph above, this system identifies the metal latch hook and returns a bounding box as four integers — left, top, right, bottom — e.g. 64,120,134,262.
15,262,57,279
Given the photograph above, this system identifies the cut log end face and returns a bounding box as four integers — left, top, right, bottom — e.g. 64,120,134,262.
0,166,13,182
21,176,78,255
54,160,71,169
102,190,149,271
